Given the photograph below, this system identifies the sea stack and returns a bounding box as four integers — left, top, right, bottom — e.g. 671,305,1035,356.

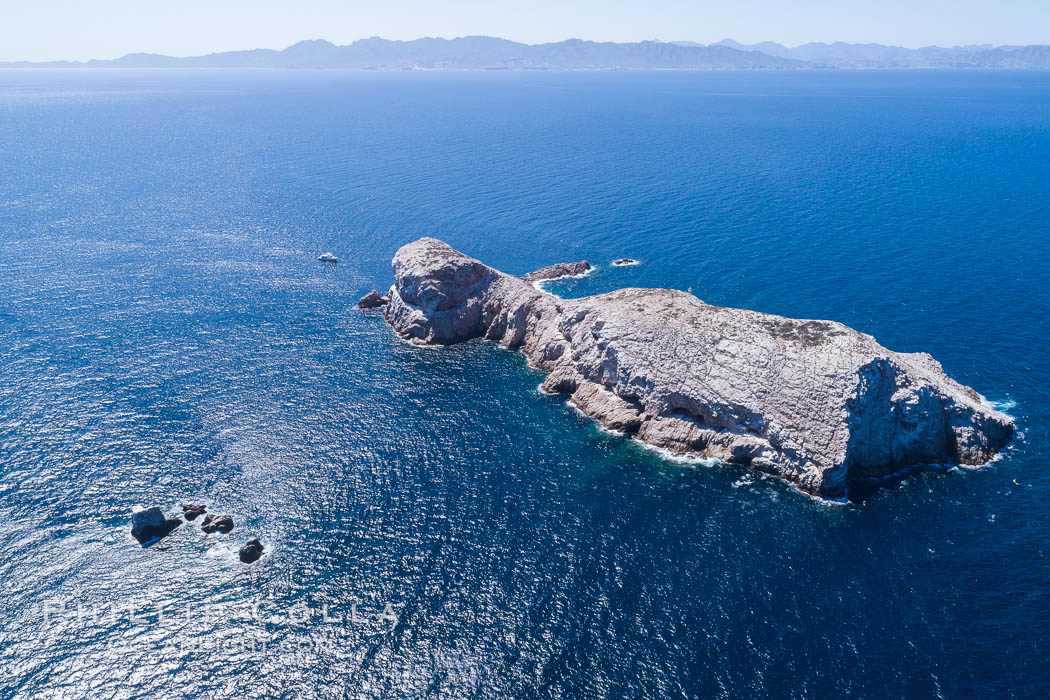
201,513,234,534
238,538,265,563
182,503,207,521
378,237,1013,498
131,507,181,546
358,289,389,309
523,260,591,282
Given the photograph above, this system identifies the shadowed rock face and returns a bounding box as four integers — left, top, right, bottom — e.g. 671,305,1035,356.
381,237,1013,498
239,538,264,563
131,507,181,546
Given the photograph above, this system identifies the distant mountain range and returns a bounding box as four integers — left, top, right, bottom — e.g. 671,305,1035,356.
4,36,1050,70
706,38,1050,69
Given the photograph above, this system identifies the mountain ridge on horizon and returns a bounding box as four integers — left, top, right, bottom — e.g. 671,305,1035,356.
3,35,1049,70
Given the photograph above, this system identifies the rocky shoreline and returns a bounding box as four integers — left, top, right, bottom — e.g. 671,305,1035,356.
375,237,1014,498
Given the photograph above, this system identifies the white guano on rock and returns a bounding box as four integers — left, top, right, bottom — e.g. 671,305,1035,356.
381,237,1014,498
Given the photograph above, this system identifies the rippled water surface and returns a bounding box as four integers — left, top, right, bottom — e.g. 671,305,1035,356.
1,69,1048,698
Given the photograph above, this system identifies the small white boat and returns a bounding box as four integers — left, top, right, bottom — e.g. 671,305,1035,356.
318,252,338,263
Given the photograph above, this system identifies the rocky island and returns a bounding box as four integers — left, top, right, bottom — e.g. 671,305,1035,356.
378,238,1013,498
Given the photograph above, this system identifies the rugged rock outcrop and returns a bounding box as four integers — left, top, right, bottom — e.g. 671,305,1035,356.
131,507,181,546
358,289,389,309
523,260,591,282
182,504,207,521
239,538,265,563
201,513,234,534
380,238,1013,498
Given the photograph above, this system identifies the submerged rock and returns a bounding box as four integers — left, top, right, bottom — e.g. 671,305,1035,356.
131,506,181,546
358,289,389,309
201,513,234,534
522,260,591,282
612,257,639,266
238,538,265,563
182,503,206,521
380,237,1014,498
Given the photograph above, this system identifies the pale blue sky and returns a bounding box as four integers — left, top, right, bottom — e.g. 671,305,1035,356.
2,0,1048,62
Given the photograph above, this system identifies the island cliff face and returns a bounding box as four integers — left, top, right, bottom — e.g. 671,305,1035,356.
381,238,1013,498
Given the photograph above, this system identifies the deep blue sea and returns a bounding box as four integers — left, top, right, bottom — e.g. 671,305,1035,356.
0,69,1048,698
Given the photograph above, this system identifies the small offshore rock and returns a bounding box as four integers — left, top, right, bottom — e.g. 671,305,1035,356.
523,261,591,282
131,506,181,546
357,289,389,309
318,252,338,263
201,513,234,534
238,538,265,563
612,257,639,266
182,504,206,521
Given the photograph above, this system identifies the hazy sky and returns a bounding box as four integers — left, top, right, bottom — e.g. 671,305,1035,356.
2,0,1048,62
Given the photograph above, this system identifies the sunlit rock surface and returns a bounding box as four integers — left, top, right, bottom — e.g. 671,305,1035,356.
357,289,389,309
381,237,1013,498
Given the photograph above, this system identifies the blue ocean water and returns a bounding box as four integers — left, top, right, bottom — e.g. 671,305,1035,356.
0,68,1047,698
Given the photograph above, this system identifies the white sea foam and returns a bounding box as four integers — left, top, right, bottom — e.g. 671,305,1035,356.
531,266,595,297
565,400,630,438
629,437,720,467
801,489,850,506
983,397,1018,412
977,389,1017,413
387,327,446,350
953,449,1007,470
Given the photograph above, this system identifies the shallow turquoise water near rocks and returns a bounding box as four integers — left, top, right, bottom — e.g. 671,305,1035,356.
0,69,1048,697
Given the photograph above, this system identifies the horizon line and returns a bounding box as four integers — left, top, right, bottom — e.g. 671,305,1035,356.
4,34,1049,65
